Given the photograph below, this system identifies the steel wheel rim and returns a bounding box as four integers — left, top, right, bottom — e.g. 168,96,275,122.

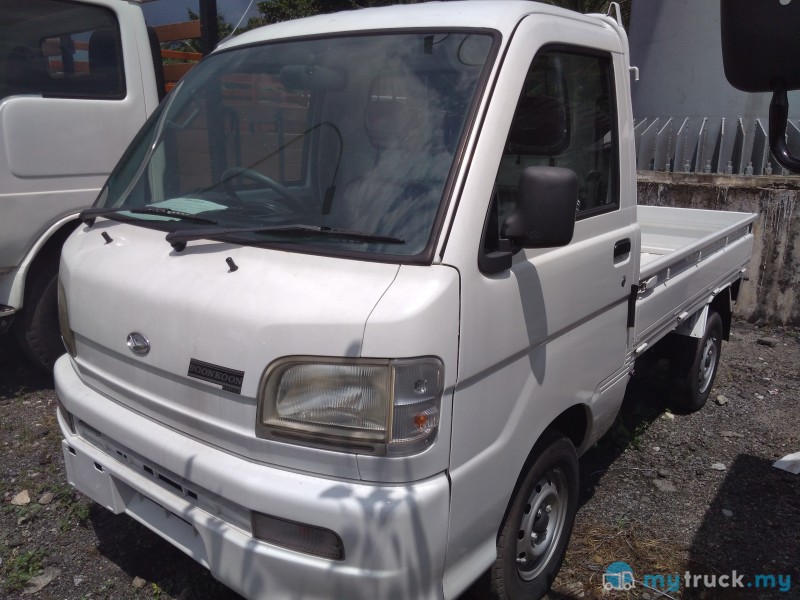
515,468,568,581
698,336,718,394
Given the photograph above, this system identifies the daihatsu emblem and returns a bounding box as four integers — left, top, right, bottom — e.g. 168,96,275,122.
127,332,150,356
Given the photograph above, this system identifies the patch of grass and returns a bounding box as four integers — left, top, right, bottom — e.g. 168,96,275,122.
52,482,76,502
54,484,91,530
600,400,663,452
15,425,37,445
552,521,689,599
15,502,44,524
2,549,47,592
614,515,630,531
57,500,90,531
151,581,164,599
99,579,115,594
70,500,91,523
603,420,648,451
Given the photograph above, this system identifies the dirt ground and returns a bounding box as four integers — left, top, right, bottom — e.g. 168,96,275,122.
0,318,798,600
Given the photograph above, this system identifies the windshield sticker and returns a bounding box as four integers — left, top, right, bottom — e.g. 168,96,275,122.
152,198,227,214
116,211,179,221
187,359,244,394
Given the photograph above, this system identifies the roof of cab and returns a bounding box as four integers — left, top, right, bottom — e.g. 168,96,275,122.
217,1,607,51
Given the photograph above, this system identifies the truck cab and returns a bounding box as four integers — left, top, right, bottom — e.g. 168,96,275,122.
55,3,756,599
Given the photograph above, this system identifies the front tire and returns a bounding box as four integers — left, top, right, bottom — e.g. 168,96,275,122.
669,310,723,412
14,264,63,372
489,432,579,600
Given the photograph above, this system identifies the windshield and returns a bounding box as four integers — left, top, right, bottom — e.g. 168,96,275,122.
99,31,495,258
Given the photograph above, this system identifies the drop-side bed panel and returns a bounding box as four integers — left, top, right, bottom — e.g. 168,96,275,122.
634,205,757,351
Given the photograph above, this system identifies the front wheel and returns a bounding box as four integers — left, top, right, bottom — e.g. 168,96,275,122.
14,265,63,372
489,432,579,600
669,310,723,412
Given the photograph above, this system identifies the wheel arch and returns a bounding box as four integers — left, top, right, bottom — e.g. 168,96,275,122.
546,404,589,452
710,286,733,341
8,216,82,310
497,404,588,542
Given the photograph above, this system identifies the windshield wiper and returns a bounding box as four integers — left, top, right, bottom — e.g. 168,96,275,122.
80,206,218,226
165,224,405,251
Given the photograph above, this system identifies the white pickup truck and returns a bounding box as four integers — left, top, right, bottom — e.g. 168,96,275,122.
55,3,756,599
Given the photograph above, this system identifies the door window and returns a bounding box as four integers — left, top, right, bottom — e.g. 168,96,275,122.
484,47,618,253
1,0,124,101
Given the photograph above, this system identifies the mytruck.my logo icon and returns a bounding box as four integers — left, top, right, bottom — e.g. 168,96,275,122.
603,561,635,591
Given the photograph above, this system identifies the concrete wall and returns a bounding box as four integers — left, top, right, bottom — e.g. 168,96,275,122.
637,172,799,325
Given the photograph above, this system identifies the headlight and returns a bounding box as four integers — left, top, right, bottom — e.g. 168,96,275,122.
257,357,443,456
57,279,77,358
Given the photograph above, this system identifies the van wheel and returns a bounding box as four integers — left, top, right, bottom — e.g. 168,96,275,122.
14,265,63,372
669,310,723,412
489,432,579,600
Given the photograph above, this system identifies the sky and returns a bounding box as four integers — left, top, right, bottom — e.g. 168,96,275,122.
141,0,261,28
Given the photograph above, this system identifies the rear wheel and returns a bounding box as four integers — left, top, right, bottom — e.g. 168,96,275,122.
489,432,579,600
669,310,723,412
14,262,63,372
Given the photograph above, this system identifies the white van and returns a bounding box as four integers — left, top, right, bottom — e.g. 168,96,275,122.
0,0,197,369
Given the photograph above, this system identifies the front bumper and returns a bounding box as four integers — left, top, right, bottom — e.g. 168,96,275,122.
55,355,450,600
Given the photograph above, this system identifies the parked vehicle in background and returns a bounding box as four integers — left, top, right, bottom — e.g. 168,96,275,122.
55,2,756,599
0,0,204,370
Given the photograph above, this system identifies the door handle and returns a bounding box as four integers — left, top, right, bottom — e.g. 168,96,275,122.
614,238,631,259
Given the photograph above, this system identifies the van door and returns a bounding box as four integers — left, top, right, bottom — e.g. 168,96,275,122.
0,0,150,272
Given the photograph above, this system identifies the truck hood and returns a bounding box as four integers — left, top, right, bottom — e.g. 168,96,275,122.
60,220,400,477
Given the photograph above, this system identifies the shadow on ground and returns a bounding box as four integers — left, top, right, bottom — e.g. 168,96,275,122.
681,454,800,599
90,505,243,599
0,337,53,396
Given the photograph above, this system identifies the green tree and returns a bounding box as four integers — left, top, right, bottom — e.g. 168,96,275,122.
251,0,320,26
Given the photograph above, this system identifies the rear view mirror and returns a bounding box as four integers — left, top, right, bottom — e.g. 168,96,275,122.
279,65,346,92
721,0,800,172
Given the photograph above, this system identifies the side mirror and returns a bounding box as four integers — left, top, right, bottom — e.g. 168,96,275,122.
503,165,577,248
721,0,800,172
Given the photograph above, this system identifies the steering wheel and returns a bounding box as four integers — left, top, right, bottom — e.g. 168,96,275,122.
221,167,305,214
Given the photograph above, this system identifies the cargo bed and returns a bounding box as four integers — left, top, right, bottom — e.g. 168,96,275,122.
633,205,758,353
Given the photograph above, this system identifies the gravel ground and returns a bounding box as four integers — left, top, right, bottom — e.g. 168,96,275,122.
1,318,798,600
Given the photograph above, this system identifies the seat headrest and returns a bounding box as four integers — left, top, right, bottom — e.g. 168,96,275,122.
89,28,119,71
5,46,45,93
365,75,426,152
